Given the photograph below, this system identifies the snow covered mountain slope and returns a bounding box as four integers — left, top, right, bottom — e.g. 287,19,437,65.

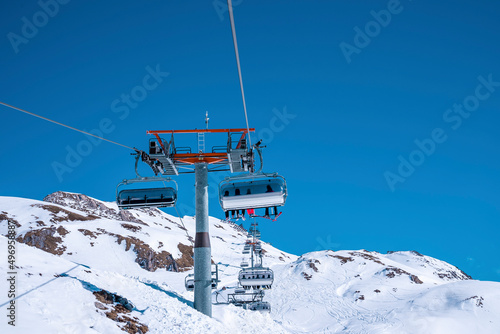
1,192,500,333
267,250,500,333
0,235,286,334
0,192,294,277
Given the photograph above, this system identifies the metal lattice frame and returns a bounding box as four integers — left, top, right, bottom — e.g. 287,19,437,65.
145,128,256,175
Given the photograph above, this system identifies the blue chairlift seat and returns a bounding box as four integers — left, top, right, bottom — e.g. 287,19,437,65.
118,187,176,209
116,177,178,210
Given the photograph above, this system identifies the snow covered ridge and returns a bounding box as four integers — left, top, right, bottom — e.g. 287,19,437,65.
0,192,293,276
269,251,500,333
286,250,471,290
1,192,500,333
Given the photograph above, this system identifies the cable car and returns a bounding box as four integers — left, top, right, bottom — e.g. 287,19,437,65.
239,268,274,289
219,174,287,214
116,177,177,210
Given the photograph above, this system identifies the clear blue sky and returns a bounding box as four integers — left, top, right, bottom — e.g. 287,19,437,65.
1,0,499,281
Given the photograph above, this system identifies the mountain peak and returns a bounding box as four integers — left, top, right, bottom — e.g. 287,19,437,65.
43,191,147,225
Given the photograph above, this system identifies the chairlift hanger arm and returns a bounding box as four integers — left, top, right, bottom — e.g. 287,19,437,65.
134,150,162,176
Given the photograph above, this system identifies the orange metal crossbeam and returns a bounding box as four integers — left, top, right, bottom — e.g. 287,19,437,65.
147,128,255,134
147,128,254,165
173,153,229,165
174,153,228,158
176,157,227,164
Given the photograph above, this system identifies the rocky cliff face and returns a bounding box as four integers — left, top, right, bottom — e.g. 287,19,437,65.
6,192,196,273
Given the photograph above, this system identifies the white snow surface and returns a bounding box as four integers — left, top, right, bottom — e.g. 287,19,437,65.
1,192,499,333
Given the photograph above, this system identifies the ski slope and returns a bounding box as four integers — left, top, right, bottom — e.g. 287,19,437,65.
1,192,500,333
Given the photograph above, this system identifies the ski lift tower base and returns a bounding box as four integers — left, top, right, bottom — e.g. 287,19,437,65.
194,163,212,317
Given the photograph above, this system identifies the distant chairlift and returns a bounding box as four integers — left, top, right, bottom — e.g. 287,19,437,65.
244,301,271,313
219,174,287,216
239,268,274,289
185,264,220,291
185,274,195,291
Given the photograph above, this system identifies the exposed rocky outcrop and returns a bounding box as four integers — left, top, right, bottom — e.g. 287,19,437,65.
94,228,193,272
349,251,385,265
302,272,312,280
308,259,320,272
43,191,147,225
93,290,148,334
31,204,97,222
329,254,354,264
384,266,423,284
387,250,471,281
17,226,68,255
435,270,472,280
175,243,194,271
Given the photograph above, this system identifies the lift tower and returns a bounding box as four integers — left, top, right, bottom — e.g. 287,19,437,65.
145,128,255,317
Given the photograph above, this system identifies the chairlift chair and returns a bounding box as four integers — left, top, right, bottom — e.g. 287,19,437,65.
244,301,271,313
185,274,195,291
116,177,178,210
184,264,219,291
211,264,220,289
116,152,178,210
219,174,287,213
239,268,274,289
